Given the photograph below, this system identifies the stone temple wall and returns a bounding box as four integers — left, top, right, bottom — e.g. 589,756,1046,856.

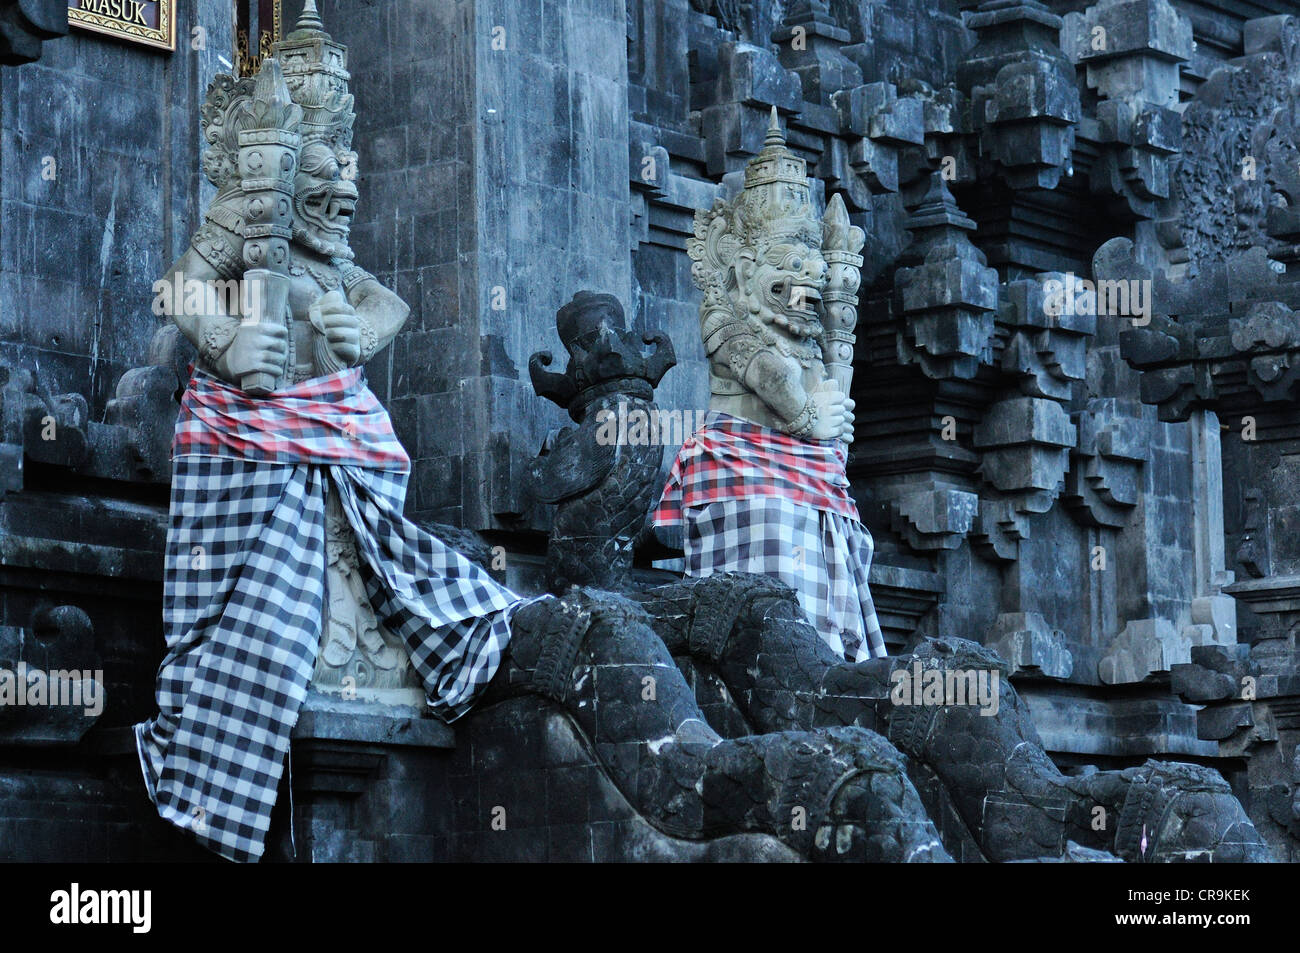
0,0,1298,860
322,0,638,530
0,0,230,413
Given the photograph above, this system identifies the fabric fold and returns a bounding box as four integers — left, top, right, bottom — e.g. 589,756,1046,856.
652,411,886,662
136,368,520,862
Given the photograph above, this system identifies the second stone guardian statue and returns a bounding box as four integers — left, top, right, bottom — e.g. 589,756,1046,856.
652,108,885,662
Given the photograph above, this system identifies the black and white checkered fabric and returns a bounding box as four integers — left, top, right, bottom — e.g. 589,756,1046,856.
135,454,518,863
682,496,887,661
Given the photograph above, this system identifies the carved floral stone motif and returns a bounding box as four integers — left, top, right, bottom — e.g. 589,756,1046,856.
314,491,422,704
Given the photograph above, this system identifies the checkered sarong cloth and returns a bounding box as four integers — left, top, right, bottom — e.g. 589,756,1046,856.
134,367,520,862
652,411,886,662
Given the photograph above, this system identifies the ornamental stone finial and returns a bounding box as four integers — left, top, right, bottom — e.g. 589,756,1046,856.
293,0,325,34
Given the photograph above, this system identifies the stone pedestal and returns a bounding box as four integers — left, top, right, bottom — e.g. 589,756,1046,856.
275,693,455,862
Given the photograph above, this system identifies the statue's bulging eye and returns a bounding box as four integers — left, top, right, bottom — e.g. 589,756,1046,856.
789,257,803,271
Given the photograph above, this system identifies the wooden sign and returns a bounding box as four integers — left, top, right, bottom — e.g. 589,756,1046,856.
68,0,176,52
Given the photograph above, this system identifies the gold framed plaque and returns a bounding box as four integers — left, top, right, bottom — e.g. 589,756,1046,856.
68,0,177,52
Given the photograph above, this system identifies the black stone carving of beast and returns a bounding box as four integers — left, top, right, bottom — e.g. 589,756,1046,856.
476,289,1273,863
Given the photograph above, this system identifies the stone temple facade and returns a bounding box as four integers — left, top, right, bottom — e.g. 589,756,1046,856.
0,0,1298,861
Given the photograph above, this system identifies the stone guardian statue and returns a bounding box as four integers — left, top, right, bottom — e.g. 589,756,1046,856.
133,2,533,862
653,107,883,661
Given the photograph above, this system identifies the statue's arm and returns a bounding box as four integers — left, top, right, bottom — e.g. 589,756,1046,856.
712,335,851,441
712,334,817,436
162,230,288,388
160,247,242,376
345,274,409,363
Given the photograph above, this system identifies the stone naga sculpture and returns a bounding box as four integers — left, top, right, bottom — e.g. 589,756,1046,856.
505,293,950,861
528,291,675,592
505,289,1272,863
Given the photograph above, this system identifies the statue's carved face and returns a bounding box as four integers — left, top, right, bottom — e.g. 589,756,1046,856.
737,238,828,337
293,140,359,258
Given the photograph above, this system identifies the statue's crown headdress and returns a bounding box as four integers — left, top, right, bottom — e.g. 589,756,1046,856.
687,109,822,286
686,109,824,341
735,108,820,245
744,107,812,194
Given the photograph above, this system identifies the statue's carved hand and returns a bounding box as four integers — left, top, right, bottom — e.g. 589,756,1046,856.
311,289,362,367
223,320,288,387
809,379,853,442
